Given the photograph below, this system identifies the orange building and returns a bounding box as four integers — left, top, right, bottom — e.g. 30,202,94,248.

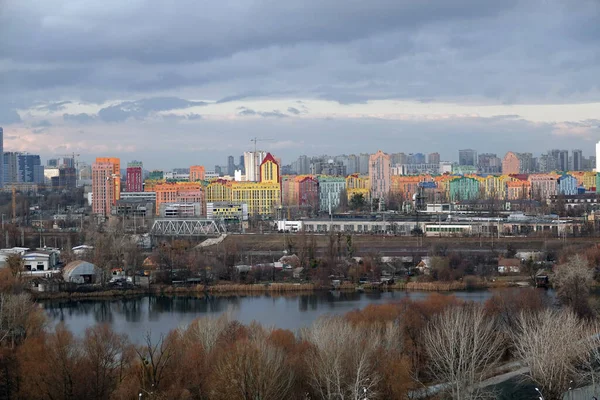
506,180,531,200
95,157,121,201
91,162,116,216
190,165,205,182
502,152,520,175
154,182,204,214
391,175,433,200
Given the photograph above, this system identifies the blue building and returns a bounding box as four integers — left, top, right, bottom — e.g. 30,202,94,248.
558,174,578,196
318,176,346,212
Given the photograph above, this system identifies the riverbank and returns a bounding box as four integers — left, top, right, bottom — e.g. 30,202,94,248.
29,278,523,300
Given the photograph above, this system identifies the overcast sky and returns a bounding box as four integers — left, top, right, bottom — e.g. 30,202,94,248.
1,0,599,169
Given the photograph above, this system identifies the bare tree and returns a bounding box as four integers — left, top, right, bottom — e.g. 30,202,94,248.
302,317,383,399
512,308,588,400
422,304,504,400
553,254,594,316
136,333,177,394
181,313,232,353
0,293,41,347
5,254,23,280
209,333,294,400
81,324,134,400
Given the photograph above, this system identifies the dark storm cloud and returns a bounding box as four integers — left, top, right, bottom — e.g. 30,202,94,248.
0,0,597,106
0,1,516,64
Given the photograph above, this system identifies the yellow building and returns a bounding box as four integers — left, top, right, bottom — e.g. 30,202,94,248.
206,179,233,203
205,153,281,217
346,174,370,201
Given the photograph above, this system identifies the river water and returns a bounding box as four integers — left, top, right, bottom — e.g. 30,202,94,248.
40,289,524,343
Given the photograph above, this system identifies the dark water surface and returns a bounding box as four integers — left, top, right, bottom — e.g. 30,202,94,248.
40,289,530,342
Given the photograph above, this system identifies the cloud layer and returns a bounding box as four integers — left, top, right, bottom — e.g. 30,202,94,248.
0,0,599,167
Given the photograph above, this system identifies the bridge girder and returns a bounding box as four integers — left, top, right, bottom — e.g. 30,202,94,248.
150,219,226,236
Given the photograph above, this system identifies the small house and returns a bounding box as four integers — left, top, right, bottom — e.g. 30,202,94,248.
498,258,521,274
72,245,94,257
62,260,101,284
23,249,60,271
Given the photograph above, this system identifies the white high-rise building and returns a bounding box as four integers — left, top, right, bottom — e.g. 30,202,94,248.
596,141,600,172
243,151,266,182
0,127,3,188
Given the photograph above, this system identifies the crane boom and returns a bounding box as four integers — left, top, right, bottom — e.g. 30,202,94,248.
250,137,273,153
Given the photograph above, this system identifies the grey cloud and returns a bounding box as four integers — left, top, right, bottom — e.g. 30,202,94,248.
0,108,22,125
237,107,287,118
162,113,203,121
98,97,208,122
36,101,72,112
0,0,599,136
63,113,97,123
0,1,516,65
237,107,257,116
32,119,52,128
287,107,301,115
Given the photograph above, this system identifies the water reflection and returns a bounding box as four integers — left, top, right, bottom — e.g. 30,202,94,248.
41,289,539,343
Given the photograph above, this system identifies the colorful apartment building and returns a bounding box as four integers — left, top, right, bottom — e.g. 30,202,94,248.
205,153,282,217
558,174,578,195
391,175,430,201
506,180,531,200
91,162,116,216
282,175,319,208
528,174,558,200
190,165,206,182
502,152,520,175
369,150,391,200
206,179,233,203
126,161,143,192
346,174,370,201
95,157,121,201
318,176,346,212
449,176,480,201
153,181,204,214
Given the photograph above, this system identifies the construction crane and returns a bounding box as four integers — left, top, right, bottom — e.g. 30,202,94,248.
11,187,16,224
250,137,273,153
58,152,81,168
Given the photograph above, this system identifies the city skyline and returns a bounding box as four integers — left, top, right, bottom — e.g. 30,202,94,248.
0,1,599,167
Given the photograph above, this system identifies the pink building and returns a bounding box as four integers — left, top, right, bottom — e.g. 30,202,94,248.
502,152,520,175
528,174,558,200
126,166,143,192
369,150,391,200
92,163,116,216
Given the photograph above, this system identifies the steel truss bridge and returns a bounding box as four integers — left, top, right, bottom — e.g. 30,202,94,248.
150,219,226,237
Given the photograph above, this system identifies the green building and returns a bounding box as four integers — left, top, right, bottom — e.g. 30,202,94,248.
449,176,480,201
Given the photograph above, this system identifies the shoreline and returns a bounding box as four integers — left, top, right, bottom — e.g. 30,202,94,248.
30,280,521,301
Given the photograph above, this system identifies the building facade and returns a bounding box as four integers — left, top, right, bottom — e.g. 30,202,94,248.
95,157,121,201
92,162,116,216
126,161,143,192
369,150,391,200
190,165,206,181
318,176,346,212
502,152,520,175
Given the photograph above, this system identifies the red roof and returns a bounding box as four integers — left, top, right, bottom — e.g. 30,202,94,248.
260,153,278,166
